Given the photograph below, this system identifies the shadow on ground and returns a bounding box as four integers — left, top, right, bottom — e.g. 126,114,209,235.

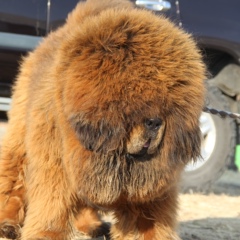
179,217,240,240
210,170,240,196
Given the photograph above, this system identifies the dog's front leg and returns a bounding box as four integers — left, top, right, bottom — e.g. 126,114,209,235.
111,189,180,240
20,159,74,240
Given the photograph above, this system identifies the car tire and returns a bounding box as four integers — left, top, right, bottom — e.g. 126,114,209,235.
181,83,236,192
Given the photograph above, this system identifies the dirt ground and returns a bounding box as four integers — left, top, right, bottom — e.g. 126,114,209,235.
0,121,240,239
178,170,240,240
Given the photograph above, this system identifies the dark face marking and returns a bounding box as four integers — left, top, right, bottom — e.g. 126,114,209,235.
71,118,125,154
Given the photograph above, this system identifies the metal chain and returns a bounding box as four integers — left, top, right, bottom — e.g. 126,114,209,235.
203,106,240,120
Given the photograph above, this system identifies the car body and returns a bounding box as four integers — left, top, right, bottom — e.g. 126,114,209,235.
0,0,240,191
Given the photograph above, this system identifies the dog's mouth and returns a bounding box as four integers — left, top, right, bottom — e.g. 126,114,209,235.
126,139,154,161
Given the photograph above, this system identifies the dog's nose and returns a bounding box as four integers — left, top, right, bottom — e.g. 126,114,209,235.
145,118,162,131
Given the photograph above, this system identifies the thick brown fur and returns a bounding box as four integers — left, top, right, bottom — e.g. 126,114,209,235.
0,0,206,239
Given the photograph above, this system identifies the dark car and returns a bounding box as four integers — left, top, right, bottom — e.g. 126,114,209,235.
0,0,240,192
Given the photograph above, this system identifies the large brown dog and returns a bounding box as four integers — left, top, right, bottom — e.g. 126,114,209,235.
0,0,206,239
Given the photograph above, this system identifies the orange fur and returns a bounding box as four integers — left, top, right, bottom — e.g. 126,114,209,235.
0,0,206,239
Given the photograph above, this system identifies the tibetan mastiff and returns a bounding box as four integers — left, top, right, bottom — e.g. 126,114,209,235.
0,0,205,239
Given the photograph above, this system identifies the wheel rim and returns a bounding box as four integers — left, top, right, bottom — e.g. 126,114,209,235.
0,120,8,146
185,112,216,172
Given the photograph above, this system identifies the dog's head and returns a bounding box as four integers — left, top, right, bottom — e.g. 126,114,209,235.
70,106,166,161
56,7,206,203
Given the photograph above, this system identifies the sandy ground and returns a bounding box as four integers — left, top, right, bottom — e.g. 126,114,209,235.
178,170,240,240
0,121,240,239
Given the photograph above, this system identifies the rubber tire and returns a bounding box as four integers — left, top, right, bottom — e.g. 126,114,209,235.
181,83,236,192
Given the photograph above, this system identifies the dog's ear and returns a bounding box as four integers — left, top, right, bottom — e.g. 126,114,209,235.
71,119,124,153
174,124,202,163
166,117,202,164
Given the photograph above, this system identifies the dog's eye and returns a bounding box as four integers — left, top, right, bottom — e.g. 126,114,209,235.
87,144,93,151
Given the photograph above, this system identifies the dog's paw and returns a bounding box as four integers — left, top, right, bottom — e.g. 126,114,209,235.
21,231,64,240
26,238,51,240
91,222,111,239
0,222,21,239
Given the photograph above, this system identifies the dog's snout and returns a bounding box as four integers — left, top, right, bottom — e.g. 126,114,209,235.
145,118,162,131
